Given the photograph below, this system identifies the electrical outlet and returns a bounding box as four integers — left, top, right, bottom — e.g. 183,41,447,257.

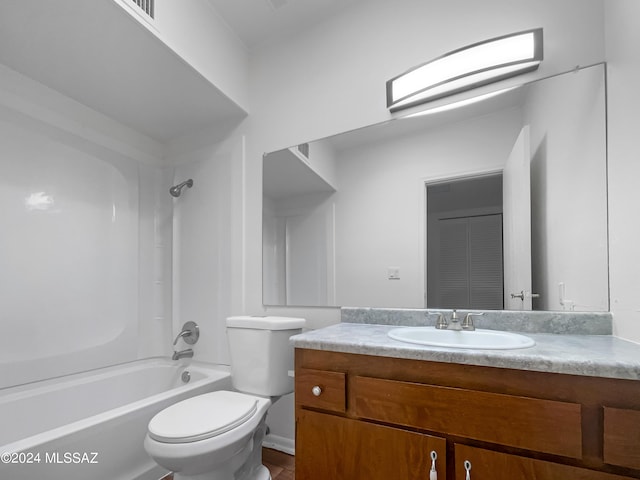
387,267,400,280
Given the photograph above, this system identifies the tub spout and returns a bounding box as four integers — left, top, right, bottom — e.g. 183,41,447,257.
172,349,194,360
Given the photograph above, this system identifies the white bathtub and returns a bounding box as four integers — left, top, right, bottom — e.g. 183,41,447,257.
0,357,232,480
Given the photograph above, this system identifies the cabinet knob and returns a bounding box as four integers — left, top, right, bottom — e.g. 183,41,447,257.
311,385,322,396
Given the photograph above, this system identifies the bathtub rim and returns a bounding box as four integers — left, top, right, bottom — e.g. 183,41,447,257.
0,356,231,455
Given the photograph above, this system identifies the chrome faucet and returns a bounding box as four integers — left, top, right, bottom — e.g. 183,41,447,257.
172,321,199,361
172,349,194,360
448,309,462,330
432,310,484,331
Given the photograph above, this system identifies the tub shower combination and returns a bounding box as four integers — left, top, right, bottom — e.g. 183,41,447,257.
0,358,232,480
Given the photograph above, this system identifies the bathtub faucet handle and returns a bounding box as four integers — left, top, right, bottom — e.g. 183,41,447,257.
172,321,200,346
172,330,189,346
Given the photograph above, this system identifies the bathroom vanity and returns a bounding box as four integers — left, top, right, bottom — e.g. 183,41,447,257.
292,321,640,480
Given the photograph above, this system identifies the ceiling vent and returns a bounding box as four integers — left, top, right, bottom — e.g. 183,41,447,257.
129,0,154,19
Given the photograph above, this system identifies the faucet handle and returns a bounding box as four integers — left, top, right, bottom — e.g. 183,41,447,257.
172,330,189,346
428,311,448,330
172,321,200,346
462,312,484,330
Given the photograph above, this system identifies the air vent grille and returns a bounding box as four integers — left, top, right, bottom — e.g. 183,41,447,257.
130,0,154,19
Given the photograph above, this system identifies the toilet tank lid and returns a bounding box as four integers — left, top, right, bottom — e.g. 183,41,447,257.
226,316,306,330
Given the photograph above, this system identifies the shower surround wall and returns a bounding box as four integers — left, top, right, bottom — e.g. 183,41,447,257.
167,130,247,367
0,0,250,392
0,64,172,390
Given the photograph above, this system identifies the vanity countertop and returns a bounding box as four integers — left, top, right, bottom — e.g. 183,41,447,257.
290,322,640,381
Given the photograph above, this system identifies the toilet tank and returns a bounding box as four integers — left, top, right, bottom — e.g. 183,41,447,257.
226,316,305,397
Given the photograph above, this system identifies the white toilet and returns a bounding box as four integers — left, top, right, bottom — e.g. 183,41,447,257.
144,316,305,480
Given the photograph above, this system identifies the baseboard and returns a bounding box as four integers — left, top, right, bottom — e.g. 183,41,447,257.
263,433,295,455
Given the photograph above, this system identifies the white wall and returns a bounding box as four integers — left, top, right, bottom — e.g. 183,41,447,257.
605,0,640,342
0,64,169,389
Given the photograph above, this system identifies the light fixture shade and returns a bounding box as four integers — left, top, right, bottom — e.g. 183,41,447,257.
387,28,543,112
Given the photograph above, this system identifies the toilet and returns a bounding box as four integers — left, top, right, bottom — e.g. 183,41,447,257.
144,316,305,480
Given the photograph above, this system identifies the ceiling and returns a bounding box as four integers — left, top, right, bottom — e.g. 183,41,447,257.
207,0,362,49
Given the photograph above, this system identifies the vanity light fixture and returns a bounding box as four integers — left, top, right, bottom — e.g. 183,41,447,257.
403,86,517,118
386,28,543,112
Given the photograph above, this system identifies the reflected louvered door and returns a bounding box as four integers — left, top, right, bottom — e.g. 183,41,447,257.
438,218,469,307
438,214,503,309
469,214,503,309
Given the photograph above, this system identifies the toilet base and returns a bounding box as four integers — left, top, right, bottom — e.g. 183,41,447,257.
171,417,271,480
253,465,271,480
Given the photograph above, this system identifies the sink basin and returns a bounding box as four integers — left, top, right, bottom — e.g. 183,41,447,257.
387,327,535,350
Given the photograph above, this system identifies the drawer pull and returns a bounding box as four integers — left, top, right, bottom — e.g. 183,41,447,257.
311,385,322,396
430,450,437,480
464,460,472,480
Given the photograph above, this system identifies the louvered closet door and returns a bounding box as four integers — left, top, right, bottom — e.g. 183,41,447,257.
438,214,503,309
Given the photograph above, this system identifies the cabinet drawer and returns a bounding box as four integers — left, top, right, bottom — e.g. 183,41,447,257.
454,444,632,480
352,376,582,458
295,368,346,412
604,407,640,470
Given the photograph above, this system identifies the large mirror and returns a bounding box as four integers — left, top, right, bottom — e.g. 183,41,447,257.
263,64,608,312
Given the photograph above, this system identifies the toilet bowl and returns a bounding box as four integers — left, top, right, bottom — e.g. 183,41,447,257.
144,316,305,480
144,391,272,480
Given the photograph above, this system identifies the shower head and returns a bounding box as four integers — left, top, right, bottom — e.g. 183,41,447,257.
169,179,193,197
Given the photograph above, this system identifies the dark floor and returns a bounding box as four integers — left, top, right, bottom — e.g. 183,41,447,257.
263,447,295,479
160,448,294,479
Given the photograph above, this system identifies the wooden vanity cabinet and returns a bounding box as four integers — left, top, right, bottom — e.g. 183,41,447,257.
295,348,640,480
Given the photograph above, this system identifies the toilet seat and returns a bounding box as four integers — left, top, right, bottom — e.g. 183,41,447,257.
148,391,258,444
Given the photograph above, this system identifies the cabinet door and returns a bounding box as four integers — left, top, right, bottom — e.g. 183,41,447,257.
296,409,446,480
455,444,634,480
604,406,640,470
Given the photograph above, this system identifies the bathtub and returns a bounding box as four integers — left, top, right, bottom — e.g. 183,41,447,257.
0,357,232,480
